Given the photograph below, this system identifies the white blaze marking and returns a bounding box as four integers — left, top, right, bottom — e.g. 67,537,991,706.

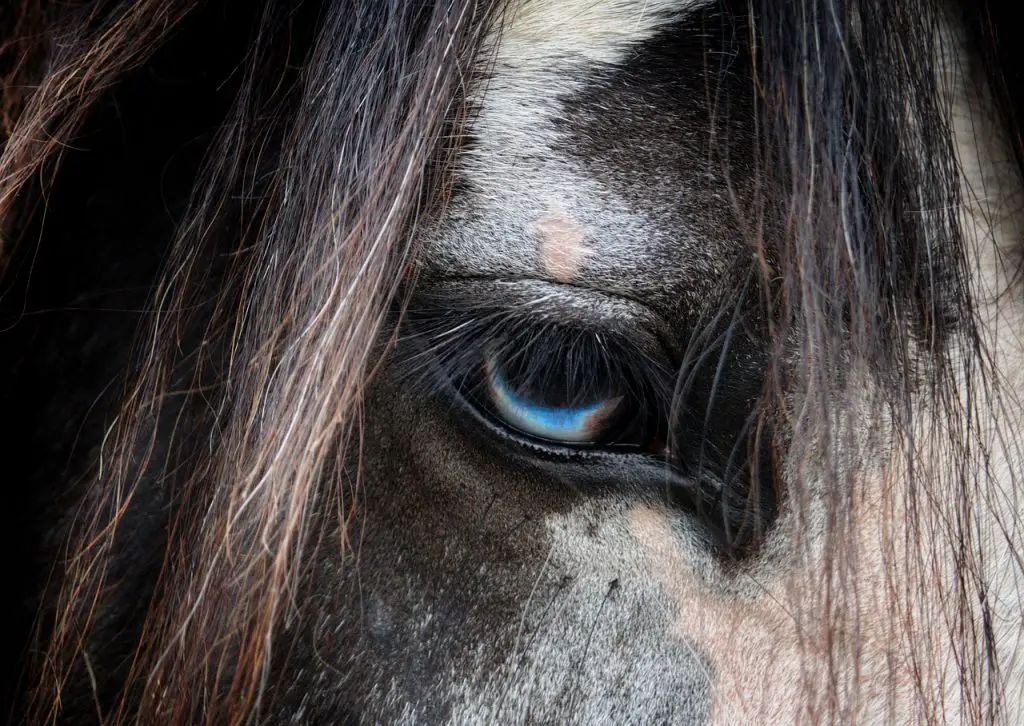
500,0,712,65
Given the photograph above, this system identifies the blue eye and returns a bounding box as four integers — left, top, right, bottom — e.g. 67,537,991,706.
484,353,625,444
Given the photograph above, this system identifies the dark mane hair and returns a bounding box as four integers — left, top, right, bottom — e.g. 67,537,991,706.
2,0,1023,722
758,2,1017,720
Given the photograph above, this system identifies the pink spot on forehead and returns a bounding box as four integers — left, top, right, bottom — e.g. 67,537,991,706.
533,211,592,283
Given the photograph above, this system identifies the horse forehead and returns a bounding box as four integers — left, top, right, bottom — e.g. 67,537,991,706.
421,0,735,305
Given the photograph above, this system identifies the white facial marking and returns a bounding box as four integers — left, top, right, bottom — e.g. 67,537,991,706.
627,506,799,724
500,0,713,65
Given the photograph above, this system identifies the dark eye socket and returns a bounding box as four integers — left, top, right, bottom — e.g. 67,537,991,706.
402,303,778,558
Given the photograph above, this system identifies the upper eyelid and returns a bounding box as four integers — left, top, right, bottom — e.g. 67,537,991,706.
406,276,675,363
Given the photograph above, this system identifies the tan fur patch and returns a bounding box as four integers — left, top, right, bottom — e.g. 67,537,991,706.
534,211,592,282
628,489,952,724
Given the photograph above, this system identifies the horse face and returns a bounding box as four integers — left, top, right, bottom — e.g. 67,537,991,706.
267,4,757,721
259,2,1024,723
7,0,1023,722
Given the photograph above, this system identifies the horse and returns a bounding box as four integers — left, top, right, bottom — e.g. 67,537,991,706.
1,0,1023,722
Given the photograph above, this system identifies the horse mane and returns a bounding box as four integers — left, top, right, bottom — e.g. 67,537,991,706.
2,0,1023,722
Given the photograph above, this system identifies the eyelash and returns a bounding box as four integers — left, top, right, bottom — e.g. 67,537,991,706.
487,334,667,448
401,309,672,454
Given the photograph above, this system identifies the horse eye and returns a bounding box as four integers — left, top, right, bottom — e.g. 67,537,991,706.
476,335,659,449
484,352,625,444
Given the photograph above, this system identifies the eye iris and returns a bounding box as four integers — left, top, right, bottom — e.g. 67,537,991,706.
485,354,623,444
